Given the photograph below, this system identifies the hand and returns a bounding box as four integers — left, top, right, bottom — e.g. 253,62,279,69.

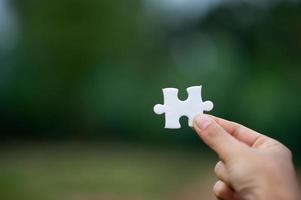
193,114,300,200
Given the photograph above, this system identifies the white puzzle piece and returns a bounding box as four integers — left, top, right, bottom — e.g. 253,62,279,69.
153,85,214,129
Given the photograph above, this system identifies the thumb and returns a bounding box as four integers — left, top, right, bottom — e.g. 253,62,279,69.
193,114,245,162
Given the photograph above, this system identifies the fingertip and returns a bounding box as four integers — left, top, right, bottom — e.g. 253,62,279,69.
193,114,212,131
213,180,235,200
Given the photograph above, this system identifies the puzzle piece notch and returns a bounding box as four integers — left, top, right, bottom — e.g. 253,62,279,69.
153,85,214,129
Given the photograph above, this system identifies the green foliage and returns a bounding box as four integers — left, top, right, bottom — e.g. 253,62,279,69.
1,1,301,151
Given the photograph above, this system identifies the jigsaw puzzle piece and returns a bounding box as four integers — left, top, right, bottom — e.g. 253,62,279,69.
186,86,203,102
154,105,181,128
164,112,181,129
202,101,214,111
153,88,178,114
154,88,182,129
187,86,213,111
154,85,214,129
184,86,213,127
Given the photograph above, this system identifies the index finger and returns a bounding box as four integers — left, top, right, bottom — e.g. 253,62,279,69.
208,115,269,147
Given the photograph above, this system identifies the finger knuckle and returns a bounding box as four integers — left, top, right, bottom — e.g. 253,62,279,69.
231,124,243,138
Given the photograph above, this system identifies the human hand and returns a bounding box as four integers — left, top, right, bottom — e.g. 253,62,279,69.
193,114,300,200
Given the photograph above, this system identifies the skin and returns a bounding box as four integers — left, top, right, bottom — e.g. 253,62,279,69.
192,114,300,200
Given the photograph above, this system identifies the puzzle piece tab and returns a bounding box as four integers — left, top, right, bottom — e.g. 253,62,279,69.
153,85,213,129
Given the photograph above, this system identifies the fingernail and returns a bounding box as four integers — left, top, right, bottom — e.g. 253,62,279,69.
195,114,212,130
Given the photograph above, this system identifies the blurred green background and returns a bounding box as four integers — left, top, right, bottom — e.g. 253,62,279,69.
0,0,301,199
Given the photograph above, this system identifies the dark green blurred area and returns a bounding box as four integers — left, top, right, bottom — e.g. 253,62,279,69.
2,0,300,148
0,0,301,199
